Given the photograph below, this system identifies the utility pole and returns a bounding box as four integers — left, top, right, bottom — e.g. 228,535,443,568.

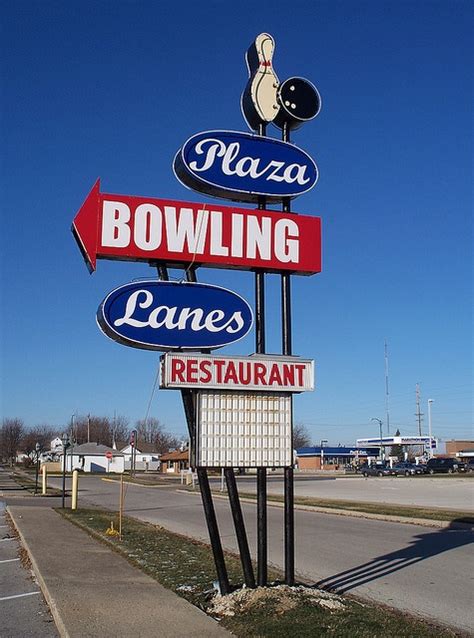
87,413,90,443
415,383,424,436
428,399,434,458
384,341,390,435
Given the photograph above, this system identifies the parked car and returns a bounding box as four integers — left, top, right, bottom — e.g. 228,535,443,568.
391,461,425,476
465,459,474,473
358,463,395,477
425,458,464,474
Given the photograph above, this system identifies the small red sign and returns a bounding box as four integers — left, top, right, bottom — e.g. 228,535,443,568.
105,451,113,460
72,180,322,275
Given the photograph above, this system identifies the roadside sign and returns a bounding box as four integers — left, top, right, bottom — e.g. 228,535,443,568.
97,280,253,351
173,129,318,203
72,180,321,275
71,31,322,593
161,353,314,392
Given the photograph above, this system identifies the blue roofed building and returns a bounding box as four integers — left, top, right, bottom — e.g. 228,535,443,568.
296,445,380,471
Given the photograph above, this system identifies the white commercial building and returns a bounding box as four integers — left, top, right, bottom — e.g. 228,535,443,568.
61,443,124,473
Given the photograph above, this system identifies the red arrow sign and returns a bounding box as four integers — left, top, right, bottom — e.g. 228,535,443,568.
72,180,322,275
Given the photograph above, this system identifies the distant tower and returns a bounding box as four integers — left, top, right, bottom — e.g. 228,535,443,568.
384,341,390,436
415,383,424,436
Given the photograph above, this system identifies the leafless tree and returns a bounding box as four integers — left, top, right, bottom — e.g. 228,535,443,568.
69,414,130,447
0,418,25,466
135,417,181,454
112,414,130,444
21,425,59,460
135,417,162,444
72,415,112,446
293,423,312,449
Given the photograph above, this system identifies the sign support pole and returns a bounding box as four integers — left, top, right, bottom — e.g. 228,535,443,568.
156,263,231,596
224,468,256,588
119,473,124,540
282,121,295,586
256,122,268,588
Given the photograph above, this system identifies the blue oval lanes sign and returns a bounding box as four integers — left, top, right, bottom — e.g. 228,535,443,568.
173,130,318,203
97,280,254,351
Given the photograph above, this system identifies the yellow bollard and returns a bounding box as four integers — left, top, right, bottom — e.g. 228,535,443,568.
71,469,79,510
42,465,47,495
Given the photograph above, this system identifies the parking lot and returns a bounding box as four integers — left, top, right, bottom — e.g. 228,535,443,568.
0,472,58,637
237,474,474,511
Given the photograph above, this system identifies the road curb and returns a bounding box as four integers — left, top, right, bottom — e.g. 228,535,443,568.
100,477,177,489
7,507,69,638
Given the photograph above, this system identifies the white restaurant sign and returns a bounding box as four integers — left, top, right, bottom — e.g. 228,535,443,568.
160,353,314,392
196,391,292,468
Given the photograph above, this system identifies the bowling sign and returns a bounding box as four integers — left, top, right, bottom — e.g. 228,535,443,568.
241,32,322,133
72,180,322,275
274,78,321,131
97,280,254,351
241,33,281,130
173,130,318,203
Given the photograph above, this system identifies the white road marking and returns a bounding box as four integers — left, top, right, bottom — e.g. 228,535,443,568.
0,558,20,564
0,538,14,542
0,591,40,602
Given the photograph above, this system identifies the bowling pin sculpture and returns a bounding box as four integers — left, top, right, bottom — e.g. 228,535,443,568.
273,76,322,131
241,33,281,131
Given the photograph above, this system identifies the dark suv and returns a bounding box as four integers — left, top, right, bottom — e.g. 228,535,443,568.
426,458,463,474
465,459,474,473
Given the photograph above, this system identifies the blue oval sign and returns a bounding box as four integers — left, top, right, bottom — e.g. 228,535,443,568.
97,280,253,351
173,130,318,204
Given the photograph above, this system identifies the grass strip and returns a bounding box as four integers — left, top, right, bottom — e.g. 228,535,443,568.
59,507,458,637
12,471,61,496
229,491,474,524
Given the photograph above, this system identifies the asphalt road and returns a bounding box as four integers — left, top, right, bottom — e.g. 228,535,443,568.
49,474,473,634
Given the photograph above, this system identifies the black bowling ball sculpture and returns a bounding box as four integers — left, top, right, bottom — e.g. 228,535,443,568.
241,33,321,132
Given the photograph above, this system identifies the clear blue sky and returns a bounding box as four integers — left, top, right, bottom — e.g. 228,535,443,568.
1,1,472,444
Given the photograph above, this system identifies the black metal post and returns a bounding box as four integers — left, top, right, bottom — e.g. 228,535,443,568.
255,272,265,354
131,428,138,477
284,465,294,584
156,262,230,595
34,452,40,495
255,122,268,587
61,449,67,508
224,468,255,588
256,467,267,585
282,121,295,586
197,468,231,594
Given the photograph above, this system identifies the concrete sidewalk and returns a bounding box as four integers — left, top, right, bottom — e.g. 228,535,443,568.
8,505,230,638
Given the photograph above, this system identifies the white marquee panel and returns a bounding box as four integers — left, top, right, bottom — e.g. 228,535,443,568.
196,391,292,468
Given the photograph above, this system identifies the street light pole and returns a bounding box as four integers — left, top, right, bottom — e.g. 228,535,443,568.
34,443,41,495
371,418,383,460
320,439,328,469
428,399,434,458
